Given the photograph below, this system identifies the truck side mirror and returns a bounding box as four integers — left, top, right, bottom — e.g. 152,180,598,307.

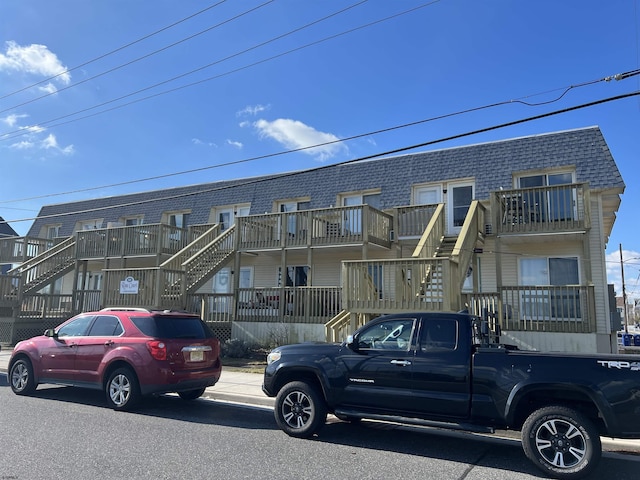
346,335,358,351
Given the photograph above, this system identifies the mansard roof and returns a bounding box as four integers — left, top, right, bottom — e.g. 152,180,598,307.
27,126,625,237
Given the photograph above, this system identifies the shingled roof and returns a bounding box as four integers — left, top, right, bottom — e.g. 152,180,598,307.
0,216,19,239
27,126,625,238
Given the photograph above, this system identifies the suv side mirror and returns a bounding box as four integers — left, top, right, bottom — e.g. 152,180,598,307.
44,328,58,338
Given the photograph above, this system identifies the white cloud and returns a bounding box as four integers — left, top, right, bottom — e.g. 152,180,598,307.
21,124,45,134
253,118,346,161
192,137,217,147
1,113,28,127
38,82,58,94
237,104,270,117
0,41,70,84
9,140,34,150
227,139,243,149
41,133,74,155
239,121,250,128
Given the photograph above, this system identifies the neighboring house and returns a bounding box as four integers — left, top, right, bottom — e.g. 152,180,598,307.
0,217,19,275
0,126,625,353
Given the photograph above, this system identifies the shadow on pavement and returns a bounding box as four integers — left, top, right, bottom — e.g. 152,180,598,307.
0,372,276,431
310,419,640,480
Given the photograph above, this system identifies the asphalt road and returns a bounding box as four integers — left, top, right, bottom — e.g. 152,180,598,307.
1,374,640,480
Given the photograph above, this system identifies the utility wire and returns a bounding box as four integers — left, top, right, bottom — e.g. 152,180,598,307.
0,0,275,115
0,0,435,142
0,1,228,102
0,68,637,205
2,89,638,227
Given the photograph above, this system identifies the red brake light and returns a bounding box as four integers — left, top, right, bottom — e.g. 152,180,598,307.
147,340,166,360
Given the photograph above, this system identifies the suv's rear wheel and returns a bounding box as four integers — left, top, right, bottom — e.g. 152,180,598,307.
9,357,37,395
105,367,140,411
178,388,206,400
522,405,601,480
274,381,327,438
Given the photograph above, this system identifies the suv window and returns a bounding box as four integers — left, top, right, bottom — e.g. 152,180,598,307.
87,315,124,336
57,315,95,337
130,316,214,339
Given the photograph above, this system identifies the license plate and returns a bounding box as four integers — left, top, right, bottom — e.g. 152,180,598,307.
189,350,204,362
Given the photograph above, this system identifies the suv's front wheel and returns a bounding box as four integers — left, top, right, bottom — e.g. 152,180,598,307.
275,381,327,438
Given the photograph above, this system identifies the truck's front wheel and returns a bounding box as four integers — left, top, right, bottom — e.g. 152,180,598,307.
274,381,327,438
522,405,601,480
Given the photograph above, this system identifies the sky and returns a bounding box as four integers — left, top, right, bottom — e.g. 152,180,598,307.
1,0,639,301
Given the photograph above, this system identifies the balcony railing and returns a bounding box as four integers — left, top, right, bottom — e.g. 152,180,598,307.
0,274,20,307
464,285,596,334
492,183,590,235
187,286,342,324
0,236,54,264
237,205,393,250
342,257,458,313
76,223,191,259
393,204,440,238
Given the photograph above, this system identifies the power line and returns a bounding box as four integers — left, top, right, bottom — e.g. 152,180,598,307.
0,0,276,116
0,0,437,143
0,1,228,102
0,68,636,205
2,89,638,227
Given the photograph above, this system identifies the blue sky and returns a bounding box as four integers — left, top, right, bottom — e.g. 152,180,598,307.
1,0,639,300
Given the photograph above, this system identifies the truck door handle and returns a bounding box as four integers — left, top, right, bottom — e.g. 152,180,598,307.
390,360,411,366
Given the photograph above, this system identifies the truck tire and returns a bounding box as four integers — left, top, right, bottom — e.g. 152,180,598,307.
522,405,601,480
274,381,327,438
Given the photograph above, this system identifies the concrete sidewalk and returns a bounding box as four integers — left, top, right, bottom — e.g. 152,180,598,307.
0,348,273,408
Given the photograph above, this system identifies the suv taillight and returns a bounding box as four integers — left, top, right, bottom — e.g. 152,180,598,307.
147,340,167,360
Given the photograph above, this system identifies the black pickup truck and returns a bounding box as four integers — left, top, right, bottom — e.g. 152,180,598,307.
262,312,640,479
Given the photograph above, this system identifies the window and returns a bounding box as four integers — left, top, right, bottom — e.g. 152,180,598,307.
57,316,94,337
278,200,310,237
279,266,309,287
45,225,61,239
87,316,123,336
518,172,575,222
420,318,458,352
167,212,190,229
212,204,250,230
519,257,581,320
77,219,104,231
357,319,415,351
341,191,381,234
123,216,143,226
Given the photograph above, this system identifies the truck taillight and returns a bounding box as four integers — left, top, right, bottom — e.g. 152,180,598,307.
147,340,166,360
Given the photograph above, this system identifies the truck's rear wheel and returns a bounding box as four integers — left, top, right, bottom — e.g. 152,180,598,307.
274,381,327,438
522,405,601,480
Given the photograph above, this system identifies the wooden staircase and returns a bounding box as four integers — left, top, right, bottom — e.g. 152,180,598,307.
8,237,76,294
159,225,237,304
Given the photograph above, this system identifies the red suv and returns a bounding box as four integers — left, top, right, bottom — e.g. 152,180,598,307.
8,308,221,410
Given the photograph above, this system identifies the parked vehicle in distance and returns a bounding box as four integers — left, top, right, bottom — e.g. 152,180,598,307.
9,307,221,410
263,312,640,480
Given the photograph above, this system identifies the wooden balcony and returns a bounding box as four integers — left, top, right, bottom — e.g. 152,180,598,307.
75,223,192,259
392,204,440,238
342,257,459,314
187,286,342,324
464,285,596,334
492,183,590,236
0,236,53,264
236,205,393,250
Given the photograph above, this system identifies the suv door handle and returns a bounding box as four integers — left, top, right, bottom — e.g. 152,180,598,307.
104,340,114,347
390,360,411,366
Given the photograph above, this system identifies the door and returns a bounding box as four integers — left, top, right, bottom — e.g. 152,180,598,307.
410,316,471,418
218,205,250,231
74,315,124,385
39,315,94,381
447,182,474,235
339,317,417,412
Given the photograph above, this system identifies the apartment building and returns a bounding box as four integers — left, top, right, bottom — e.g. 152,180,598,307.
0,126,625,353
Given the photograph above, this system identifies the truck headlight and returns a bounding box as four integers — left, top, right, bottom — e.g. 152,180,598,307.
266,351,281,365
